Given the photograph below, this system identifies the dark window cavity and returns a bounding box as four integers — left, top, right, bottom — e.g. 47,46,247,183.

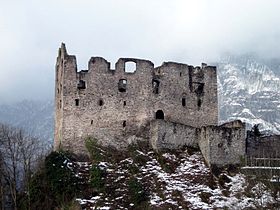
118,79,127,92
180,72,182,77
197,98,202,108
194,82,204,96
98,99,104,106
123,120,126,127
155,110,164,119
77,80,86,89
182,97,186,107
75,99,79,106
124,61,136,73
152,79,160,94
123,101,126,106
91,120,93,125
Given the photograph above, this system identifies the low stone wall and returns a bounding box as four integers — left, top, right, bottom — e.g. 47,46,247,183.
199,121,246,167
246,132,280,157
150,119,246,167
150,120,199,151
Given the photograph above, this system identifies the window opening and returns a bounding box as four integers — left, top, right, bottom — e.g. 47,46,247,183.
155,110,164,119
194,83,204,96
123,101,126,106
182,98,186,107
152,79,160,94
118,79,127,92
180,72,182,77
77,80,86,89
91,120,93,125
98,99,104,106
125,61,136,73
123,121,126,127
75,99,79,106
197,98,202,108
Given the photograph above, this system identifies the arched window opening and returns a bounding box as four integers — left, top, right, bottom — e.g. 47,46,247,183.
125,61,136,73
155,110,164,119
123,120,126,127
77,80,86,89
152,79,160,94
182,98,186,107
118,79,127,92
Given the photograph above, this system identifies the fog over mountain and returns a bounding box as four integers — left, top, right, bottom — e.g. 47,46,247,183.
217,54,280,134
0,1,279,137
0,1,280,103
0,100,54,145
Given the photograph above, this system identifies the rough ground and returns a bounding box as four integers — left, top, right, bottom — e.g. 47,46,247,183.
72,147,279,210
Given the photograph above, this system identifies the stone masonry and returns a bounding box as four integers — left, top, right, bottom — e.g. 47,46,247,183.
54,43,245,166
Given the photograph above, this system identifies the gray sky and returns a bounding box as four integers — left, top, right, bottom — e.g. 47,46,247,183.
0,0,280,103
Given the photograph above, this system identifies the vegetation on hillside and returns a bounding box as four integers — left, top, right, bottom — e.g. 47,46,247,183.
3,136,279,210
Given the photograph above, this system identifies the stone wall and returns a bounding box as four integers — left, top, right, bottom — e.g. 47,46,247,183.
150,119,199,151
199,121,246,167
246,132,280,157
54,44,218,154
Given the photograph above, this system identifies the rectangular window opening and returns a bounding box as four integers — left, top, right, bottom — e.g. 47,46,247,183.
152,79,160,94
118,79,127,92
182,98,186,107
77,80,86,89
75,99,79,106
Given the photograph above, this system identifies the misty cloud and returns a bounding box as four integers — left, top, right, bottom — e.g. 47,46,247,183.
0,0,280,103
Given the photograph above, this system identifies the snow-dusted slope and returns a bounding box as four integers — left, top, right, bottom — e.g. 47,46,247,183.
217,55,280,134
0,100,54,144
74,148,279,209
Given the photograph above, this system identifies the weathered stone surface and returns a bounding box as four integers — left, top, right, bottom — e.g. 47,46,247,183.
150,120,199,151
54,44,218,154
199,121,246,167
54,43,247,167
246,131,280,157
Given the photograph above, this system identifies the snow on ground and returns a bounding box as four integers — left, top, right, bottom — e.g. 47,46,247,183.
75,149,279,209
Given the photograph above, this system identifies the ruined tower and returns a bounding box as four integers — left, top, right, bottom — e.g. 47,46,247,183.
54,43,219,154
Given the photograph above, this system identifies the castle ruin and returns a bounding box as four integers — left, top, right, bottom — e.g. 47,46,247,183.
54,43,246,167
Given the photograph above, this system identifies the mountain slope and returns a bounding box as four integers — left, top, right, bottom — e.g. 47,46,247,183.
217,55,280,134
0,100,54,144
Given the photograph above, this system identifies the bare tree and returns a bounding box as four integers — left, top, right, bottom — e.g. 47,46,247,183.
0,123,49,210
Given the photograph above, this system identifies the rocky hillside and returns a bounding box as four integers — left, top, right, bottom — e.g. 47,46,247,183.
75,148,279,209
29,143,279,210
217,54,280,134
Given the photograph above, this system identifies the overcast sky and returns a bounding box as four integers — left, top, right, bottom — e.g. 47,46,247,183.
0,0,280,103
